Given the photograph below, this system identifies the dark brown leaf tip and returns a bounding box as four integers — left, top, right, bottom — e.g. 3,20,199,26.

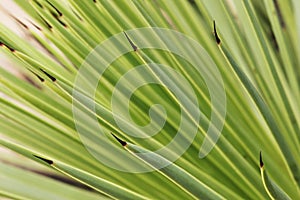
40,68,56,82
39,15,52,30
46,0,63,17
260,151,264,168
28,69,44,82
33,0,44,9
33,155,53,165
123,31,138,51
0,41,15,52
28,20,42,31
111,133,127,146
12,16,28,29
213,20,221,44
57,18,67,28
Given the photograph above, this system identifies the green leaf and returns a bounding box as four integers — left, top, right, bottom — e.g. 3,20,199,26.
214,21,300,187
260,152,292,200
0,0,299,199
112,133,224,200
0,161,106,200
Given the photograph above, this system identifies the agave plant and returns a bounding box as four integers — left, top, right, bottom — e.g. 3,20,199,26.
0,0,299,199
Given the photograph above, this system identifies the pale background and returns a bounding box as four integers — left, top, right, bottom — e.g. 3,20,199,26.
0,3,36,200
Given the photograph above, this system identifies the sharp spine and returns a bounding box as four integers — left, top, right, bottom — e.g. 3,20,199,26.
111,133,127,146
123,31,138,51
40,68,56,82
213,21,221,44
33,155,54,165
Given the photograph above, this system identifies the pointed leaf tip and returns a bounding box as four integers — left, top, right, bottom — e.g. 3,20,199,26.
57,18,67,28
28,69,44,82
260,151,264,168
28,20,42,31
111,133,127,146
46,0,63,17
259,151,292,200
0,41,15,52
11,16,28,29
213,21,221,44
123,31,138,51
33,155,53,165
40,69,56,82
